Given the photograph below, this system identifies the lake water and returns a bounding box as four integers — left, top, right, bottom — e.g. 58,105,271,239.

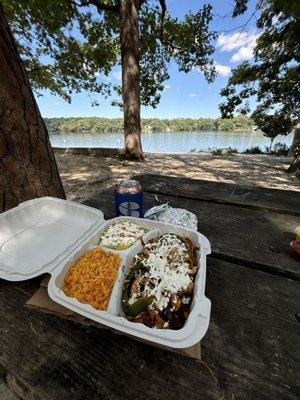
50,130,293,153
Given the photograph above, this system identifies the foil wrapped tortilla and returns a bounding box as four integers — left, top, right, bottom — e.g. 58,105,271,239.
144,204,198,231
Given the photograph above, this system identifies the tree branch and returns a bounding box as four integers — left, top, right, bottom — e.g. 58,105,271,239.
158,0,166,43
72,0,119,13
216,8,257,34
139,0,147,9
235,10,257,39
157,0,178,51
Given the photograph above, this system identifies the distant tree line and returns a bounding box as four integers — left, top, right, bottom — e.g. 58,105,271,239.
45,115,254,135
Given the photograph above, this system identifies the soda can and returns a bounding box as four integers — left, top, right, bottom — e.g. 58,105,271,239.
114,179,144,218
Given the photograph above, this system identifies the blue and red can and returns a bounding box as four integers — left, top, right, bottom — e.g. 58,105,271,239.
114,179,144,218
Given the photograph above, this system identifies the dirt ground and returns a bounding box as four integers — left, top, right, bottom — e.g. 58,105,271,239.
54,151,300,202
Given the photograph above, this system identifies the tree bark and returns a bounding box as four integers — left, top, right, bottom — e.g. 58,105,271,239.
0,4,65,212
286,154,300,173
286,122,300,173
120,0,144,161
288,122,300,156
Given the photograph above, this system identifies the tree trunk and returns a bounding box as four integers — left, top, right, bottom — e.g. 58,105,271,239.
288,122,300,156
268,137,274,153
286,154,300,173
120,0,144,161
0,4,65,212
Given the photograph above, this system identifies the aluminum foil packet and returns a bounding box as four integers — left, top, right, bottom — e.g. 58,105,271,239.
144,203,198,231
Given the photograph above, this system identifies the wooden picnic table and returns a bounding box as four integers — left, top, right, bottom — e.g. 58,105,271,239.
1,174,299,400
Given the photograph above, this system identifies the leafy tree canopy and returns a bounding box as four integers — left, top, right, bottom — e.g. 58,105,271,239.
220,0,300,131
44,115,254,134
2,0,217,108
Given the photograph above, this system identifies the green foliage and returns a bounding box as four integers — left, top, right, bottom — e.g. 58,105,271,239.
3,0,116,102
269,142,289,155
243,146,264,154
216,114,253,131
3,0,216,107
44,115,254,134
211,147,238,156
232,0,249,17
45,117,124,134
220,0,300,143
252,112,294,145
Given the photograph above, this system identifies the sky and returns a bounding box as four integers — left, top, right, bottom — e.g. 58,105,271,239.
37,0,259,119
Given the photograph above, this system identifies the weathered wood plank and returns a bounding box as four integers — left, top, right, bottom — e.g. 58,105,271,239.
204,258,300,399
0,280,225,400
0,258,299,400
132,174,300,215
82,189,300,280
0,382,20,400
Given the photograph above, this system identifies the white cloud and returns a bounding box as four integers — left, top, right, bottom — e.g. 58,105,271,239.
230,46,254,62
217,31,259,63
214,62,231,76
189,93,197,98
217,32,258,52
112,70,122,80
164,84,171,89
193,63,231,77
192,61,231,76
54,102,61,106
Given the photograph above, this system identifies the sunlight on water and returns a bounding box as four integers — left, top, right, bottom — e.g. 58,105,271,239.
50,130,293,153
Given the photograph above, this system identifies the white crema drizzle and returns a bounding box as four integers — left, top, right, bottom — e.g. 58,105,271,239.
129,234,195,311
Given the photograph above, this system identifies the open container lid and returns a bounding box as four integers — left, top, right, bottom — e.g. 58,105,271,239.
0,197,104,281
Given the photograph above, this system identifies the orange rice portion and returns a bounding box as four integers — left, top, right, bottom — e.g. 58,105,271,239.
63,247,120,311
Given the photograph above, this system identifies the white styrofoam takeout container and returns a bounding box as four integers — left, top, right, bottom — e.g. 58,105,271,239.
0,197,211,348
